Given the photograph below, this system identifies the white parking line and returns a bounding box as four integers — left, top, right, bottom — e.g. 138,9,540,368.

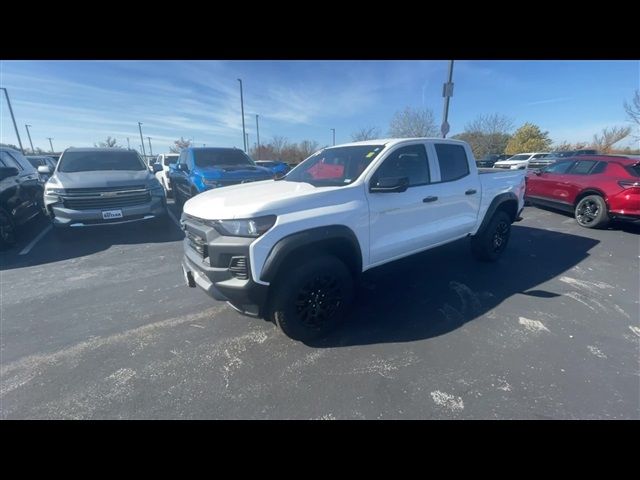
167,209,182,230
18,225,53,256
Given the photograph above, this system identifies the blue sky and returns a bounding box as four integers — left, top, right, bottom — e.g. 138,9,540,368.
1,60,638,153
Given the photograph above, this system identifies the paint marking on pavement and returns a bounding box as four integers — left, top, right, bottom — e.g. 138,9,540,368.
18,225,52,255
167,209,182,230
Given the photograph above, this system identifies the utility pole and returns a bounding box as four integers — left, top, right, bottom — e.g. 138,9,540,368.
246,133,250,152
47,137,54,153
440,60,455,138
127,137,131,149
147,136,153,156
0,88,25,154
330,128,335,146
238,78,247,152
138,122,146,159
25,124,35,153
255,114,260,160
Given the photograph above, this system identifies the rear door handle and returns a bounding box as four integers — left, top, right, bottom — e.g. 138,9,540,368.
465,189,477,195
423,196,438,203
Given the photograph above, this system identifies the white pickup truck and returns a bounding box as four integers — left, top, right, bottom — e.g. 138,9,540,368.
180,138,526,341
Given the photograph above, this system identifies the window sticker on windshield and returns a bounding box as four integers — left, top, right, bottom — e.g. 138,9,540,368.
366,151,376,158
344,178,351,183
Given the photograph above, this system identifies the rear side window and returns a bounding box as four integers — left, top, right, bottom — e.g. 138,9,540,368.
544,161,574,174
590,162,607,174
435,144,469,182
569,160,598,175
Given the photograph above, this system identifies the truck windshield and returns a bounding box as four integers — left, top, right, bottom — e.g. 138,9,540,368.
164,155,179,166
58,151,146,172
193,149,253,168
285,145,384,187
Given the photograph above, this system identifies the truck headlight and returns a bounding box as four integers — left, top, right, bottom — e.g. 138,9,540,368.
45,187,65,197
207,215,276,237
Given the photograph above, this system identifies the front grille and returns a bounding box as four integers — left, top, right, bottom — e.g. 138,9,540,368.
63,191,151,210
528,162,552,169
229,256,248,280
64,185,146,194
187,231,208,259
494,164,511,169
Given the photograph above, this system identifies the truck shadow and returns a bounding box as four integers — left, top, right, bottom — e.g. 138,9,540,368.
309,225,600,348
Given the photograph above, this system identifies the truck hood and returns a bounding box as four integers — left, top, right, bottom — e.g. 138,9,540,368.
51,170,155,188
198,165,273,180
183,180,348,220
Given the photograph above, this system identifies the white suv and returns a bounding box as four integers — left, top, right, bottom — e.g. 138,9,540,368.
154,153,179,196
494,152,549,170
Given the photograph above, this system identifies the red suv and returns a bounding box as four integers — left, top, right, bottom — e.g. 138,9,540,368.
525,155,640,228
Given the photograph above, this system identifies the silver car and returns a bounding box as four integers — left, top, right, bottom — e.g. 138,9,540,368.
41,148,167,229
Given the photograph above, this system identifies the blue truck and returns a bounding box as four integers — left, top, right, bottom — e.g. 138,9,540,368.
169,147,274,207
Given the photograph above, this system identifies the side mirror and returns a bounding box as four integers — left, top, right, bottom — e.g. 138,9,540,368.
369,176,410,193
152,163,163,173
38,165,53,175
0,166,20,181
274,171,286,180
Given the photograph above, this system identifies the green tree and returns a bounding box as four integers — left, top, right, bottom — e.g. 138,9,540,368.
505,123,552,155
388,107,438,138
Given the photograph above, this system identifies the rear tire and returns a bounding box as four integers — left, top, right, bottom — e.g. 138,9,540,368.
575,195,609,229
471,210,512,262
268,255,354,342
0,207,17,250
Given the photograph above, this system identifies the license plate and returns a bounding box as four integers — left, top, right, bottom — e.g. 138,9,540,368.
102,209,123,220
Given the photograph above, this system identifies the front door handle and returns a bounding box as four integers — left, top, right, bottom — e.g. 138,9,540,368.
423,196,438,203
465,189,477,195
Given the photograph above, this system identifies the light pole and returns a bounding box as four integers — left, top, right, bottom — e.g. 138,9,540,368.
238,78,247,152
440,60,455,138
330,128,335,146
246,133,250,152
127,137,131,150
47,137,54,153
147,136,153,156
25,124,35,153
138,122,146,159
0,88,25,154
255,114,260,160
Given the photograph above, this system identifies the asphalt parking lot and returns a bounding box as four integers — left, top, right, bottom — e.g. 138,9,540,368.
1,202,638,419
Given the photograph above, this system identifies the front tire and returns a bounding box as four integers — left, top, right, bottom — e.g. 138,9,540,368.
471,210,512,262
269,255,354,342
0,207,17,250
575,195,609,229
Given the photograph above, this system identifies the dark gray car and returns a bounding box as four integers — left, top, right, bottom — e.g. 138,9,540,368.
42,148,168,229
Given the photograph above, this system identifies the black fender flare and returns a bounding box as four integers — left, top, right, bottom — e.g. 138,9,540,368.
474,192,519,236
260,225,362,283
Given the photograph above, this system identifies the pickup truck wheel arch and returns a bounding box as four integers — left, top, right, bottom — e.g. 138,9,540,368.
260,225,362,284
474,192,519,237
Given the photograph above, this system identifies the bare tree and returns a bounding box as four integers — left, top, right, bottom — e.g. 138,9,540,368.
299,140,320,159
169,137,192,153
388,107,438,138
458,113,514,158
551,141,575,152
624,90,640,139
351,126,381,141
591,126,632,153
271,135,288,157
95,136,118,148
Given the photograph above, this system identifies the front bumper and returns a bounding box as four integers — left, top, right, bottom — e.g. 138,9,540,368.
181,214,268,317
49,196,167,227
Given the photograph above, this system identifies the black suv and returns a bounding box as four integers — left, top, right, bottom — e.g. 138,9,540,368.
0,147,45,249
